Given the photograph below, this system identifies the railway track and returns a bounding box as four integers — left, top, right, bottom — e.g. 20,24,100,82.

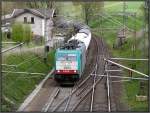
21,35,118,112
41,36,112,112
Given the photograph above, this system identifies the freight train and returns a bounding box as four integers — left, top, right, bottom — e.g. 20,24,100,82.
54,23,91,85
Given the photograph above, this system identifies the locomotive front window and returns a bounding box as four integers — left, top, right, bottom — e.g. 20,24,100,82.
57,53,77,61
67,56,76,61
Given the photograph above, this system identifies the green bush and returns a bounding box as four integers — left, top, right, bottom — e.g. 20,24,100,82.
23,24,32,44
12,22,24,42
12,22,32,44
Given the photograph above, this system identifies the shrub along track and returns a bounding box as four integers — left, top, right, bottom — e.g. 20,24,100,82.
20,34,126,112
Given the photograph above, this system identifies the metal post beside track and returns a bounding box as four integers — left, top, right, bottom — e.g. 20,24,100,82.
105,61,111,112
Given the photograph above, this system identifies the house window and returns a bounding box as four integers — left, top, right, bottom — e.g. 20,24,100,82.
24,17,27,23
31,17,34,24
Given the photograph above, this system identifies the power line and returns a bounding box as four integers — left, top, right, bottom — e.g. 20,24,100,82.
2,43,24,53
2,71,45,76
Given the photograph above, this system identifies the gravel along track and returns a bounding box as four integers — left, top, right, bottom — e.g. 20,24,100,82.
21,35,126,112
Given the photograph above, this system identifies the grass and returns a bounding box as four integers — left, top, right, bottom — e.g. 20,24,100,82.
2,50,55,111
56,2,84,22
104,1,144,14
124,80,148,111
2,32,45,49
89,14,144,31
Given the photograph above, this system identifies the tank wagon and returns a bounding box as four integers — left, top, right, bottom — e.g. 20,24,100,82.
54,22,91,85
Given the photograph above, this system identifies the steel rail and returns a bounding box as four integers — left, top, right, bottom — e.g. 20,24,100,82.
42,88,60,112
105,62,111,112
70,76,104,112
51,74,91,112
64,88,73,112
89,37,106,112
76,85,89,96
105,59,149,77
89,37,99,112
90,64,98,112
2,42,24,53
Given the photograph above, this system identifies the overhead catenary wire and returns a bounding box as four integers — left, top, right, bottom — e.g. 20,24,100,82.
93,13,134,32
2,42,19,44
16,57,39,67
2,71,45,75
2,64,17,67
2,42,24,53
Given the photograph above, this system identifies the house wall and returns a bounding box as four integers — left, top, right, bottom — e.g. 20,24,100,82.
14,12,44,37
45,18,54,47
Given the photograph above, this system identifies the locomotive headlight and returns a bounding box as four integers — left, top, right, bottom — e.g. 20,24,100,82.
57,70,60,72
74,70,76,73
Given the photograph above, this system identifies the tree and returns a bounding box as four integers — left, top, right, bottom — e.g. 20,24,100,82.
72,2,104,25
26,1,55,9
23,24,32,45
12,22,24,42
12,22,32,44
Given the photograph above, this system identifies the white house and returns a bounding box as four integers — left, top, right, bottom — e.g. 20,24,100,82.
11,8,55,47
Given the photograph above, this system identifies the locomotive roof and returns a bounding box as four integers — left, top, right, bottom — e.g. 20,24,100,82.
60,39,83,50
78,29,91,35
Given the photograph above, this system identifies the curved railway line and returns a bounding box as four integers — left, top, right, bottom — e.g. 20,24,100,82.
42,36,102,112
19,35,122,112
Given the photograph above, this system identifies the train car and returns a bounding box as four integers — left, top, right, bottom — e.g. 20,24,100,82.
54,22,91,85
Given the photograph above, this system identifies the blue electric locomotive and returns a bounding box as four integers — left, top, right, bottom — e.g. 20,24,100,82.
54,21,91,84
54,40,86,84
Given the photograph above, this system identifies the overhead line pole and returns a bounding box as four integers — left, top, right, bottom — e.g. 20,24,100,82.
147,0,150,78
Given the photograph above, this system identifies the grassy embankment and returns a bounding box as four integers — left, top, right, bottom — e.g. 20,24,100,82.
89,1,148,111
2,49,55,111
2,32,45,49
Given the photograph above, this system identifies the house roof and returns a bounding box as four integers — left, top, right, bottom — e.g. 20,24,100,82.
12,8,55,19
